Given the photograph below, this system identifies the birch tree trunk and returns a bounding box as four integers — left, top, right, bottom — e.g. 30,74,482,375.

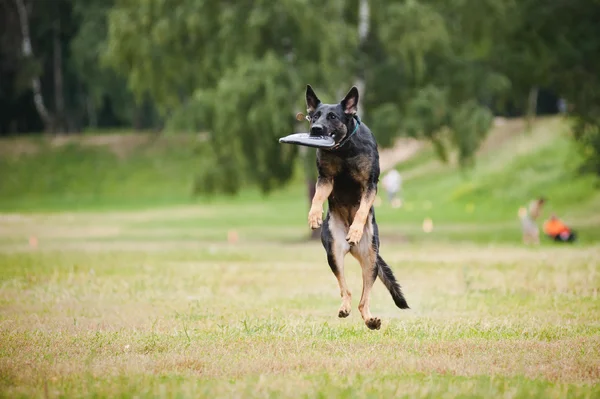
526,86,538,133
53,19,66,132
15,0,54,132
355,0,369,99
87,95,98,129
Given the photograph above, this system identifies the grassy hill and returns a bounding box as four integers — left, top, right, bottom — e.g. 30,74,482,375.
1,116,598,244
1,118,599,397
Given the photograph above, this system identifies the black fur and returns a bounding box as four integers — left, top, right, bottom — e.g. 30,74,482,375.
377,254,410,309
306,84,409,312
323,223,339,276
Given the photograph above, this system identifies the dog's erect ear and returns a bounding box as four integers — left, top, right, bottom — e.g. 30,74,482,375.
306,84,321,113
341,86,359,115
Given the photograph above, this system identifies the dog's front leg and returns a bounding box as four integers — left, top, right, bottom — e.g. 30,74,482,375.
346,187,376,245
308,177,333,230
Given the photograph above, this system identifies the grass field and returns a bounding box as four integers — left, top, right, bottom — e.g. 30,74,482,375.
0,206,599,398
1,116,599,397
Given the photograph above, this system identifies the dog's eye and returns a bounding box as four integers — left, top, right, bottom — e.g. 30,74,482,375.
327,113,337,120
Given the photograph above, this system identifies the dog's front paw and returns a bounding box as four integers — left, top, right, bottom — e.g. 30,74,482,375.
308,208,323,230
346,224,364,245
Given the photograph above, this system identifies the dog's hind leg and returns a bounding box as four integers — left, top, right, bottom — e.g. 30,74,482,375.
350,212,381,330
321,212,352,318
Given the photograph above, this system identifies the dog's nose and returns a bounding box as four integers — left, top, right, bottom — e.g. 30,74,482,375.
311,125,324,136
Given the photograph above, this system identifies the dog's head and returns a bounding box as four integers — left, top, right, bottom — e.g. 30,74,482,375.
305,85,359,145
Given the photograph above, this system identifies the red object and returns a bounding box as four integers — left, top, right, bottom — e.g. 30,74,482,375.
543,218,570,237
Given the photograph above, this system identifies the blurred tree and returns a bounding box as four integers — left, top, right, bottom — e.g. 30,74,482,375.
366,0,512,167
355,0,370,98
13,0,54,132
104,0,356,200
494,0,600,177
0,0,145,134
2,0,598,184
13,0,81,133
70,0,158,130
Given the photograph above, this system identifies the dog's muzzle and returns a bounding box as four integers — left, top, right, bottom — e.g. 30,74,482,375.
310,125,324,136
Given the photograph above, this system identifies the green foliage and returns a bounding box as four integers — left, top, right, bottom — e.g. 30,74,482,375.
403,86,451,163
497,0,600,177
368,0,511,167
104,0,355,195
3,0,600,190
183,54,302,195
1,118,597,237
573,118,600,177
0,135,206,210
206,53,300,194
70,0,141,127
449,101,494,168
378,0,450,84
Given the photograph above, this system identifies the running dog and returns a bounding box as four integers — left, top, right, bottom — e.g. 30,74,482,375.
305,84,409,330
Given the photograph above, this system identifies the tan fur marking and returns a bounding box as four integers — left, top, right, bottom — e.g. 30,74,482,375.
308,178,333,230
350,216,380,330
328,212,352,317
348,155,372,183
319,156,343,176
335,207,353,228
346,189,376,245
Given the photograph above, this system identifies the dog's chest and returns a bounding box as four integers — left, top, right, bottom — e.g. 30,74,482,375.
318,153,372,183
318,154,343,176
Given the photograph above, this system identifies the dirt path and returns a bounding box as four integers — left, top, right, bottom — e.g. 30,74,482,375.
378,137,422,172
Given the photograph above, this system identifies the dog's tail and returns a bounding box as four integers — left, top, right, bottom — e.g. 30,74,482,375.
376,254,409,309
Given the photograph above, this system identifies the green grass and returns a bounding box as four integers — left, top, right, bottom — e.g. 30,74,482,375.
389,117,599,223
0,209,599,398
0,132,208,211
1,117,598,243
0,117,599,397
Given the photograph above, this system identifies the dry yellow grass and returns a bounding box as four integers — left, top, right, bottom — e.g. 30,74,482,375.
0,208,599,398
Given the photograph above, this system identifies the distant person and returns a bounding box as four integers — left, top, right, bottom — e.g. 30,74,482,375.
382,169,402,208
557,98,567,114
528,197,545,220
518,197,546,245
544,214,577,243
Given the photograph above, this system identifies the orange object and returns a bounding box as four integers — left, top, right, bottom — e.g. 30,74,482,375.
227,230,239,244
543,217,570,237
422,218,433,233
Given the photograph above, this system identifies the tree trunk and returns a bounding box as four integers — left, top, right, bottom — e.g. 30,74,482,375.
53,18,65,132
133,103,143,130
87,95,98,129
14,0,54,132
355,0,369,100
526,86,538,133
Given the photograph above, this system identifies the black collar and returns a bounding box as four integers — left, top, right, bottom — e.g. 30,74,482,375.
332,115,361,150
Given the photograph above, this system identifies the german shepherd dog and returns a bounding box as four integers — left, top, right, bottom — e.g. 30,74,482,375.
305,84,409,330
